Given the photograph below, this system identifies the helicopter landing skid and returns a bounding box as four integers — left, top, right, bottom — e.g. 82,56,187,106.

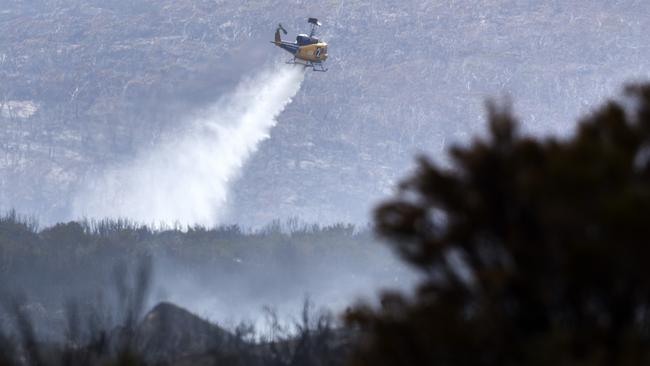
286,58,327,72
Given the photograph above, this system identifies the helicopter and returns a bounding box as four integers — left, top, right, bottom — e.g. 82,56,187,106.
272,18,328,72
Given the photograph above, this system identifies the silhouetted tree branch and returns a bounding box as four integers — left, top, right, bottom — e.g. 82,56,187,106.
347,84,650,366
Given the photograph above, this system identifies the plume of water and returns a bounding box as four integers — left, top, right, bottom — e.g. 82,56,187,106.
73,65,305,227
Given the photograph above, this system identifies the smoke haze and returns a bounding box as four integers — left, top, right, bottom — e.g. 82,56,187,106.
72,65,305,227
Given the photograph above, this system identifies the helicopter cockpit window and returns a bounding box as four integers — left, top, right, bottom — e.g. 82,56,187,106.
297,34,320,45
296,34,310,45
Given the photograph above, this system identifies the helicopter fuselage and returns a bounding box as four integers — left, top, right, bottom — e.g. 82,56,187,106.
272,19,328,71
273,40,328,63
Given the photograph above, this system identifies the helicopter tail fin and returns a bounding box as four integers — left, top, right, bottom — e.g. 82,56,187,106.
274,23,287,43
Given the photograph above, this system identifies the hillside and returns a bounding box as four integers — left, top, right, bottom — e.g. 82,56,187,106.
1,0,648,225
0,215,412,333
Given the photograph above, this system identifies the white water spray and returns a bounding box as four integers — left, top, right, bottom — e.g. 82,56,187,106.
73,65,305,227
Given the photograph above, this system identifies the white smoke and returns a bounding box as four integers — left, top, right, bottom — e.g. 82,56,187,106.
73,65,305,227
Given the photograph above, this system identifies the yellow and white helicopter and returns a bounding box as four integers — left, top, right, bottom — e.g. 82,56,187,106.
272,18,328,72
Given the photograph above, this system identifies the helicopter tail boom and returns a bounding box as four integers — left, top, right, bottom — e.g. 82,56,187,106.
272,41,300,56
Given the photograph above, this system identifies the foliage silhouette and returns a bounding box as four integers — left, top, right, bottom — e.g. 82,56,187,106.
346,85,650,366
0,259,152,366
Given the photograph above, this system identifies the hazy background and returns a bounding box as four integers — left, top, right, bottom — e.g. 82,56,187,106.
2,0,649,227
2,3,650,361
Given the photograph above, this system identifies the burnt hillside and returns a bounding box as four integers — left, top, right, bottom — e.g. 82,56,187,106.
1,1,648,225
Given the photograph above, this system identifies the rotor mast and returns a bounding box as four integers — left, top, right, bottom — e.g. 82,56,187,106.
308,17,321,38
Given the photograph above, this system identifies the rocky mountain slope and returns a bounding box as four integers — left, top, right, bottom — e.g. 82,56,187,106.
135,302,233,363
1,0,649,225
